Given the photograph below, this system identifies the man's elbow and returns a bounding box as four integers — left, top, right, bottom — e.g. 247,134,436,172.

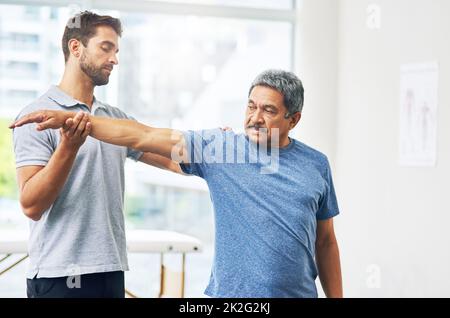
133,140,150,153
132,128,154,152
170,162,185,175
316,236,339,250
23,210,42,221
20,201,44,221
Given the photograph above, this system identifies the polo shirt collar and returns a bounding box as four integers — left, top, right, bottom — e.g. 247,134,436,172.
47,85,107,112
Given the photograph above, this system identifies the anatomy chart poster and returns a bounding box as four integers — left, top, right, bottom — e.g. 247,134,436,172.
399,62,439,167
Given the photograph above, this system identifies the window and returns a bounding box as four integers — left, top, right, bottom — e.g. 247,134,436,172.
151,0,294,10
116,13,292,130
6,61,39,78
4,33,40,51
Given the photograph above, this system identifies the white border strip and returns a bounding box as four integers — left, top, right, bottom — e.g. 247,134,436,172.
0,0,296,22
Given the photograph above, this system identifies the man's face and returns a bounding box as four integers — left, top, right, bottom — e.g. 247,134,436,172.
244,85,300,147
78,25,119,86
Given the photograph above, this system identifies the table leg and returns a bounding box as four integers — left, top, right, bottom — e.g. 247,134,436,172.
159,253,165,298
0,254,28,276
181,253,186,298
125,288,138,298
0,254,12,265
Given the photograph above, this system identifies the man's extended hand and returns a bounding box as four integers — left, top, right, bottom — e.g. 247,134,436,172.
9,109,76,131
59,112,91,150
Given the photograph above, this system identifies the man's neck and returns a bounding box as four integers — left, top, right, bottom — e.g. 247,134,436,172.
251,136,291,149
58,66,95,109
278,136,291,148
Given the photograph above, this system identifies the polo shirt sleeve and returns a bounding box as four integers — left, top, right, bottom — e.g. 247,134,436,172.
316,158,340,220
13,113,56,168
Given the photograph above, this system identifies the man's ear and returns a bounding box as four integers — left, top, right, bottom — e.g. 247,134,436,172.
68,38,82,59
289,112,301,129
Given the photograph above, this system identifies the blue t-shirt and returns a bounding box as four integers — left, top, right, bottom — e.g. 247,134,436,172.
180,129,339,298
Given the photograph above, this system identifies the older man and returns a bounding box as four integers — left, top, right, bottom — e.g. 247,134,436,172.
11,69,343,298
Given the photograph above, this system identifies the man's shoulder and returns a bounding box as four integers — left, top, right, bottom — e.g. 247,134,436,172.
13,92,61,143
292,139,329,165
184,127,231,140
185,129,245,151
94,100,131,119
191,128,242,139
17,91,63,119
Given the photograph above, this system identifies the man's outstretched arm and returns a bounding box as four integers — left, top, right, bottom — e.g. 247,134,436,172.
139,152,184,174
10,110,189,163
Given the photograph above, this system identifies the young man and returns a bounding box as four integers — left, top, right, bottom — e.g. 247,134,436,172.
12,11,177,298
12,69,343,297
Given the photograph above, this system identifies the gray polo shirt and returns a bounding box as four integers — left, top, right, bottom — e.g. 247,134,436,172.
13,85,143,279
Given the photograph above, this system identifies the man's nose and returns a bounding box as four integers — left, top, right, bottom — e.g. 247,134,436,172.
252,108,265,124
110,54,118,65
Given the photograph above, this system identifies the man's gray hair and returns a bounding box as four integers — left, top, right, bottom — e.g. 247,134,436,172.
249,69,304,117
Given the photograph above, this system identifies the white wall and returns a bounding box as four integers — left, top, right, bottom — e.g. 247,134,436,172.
294,0,339,298
336,0,450,297
297,0,450,297
294,0,339,164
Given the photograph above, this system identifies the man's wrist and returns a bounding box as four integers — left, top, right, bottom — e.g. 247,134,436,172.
58,139,80,156
62,111,78,126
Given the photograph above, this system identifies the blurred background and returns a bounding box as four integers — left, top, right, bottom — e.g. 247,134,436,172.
0,0,449,297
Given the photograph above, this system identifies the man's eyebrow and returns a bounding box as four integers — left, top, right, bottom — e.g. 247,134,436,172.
248,99,277,110
263,104,277,110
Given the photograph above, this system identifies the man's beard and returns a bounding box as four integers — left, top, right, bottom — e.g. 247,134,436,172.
80,53,110,86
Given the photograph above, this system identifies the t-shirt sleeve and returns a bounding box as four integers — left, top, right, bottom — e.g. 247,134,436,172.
13,120,55,168
316,158,340,220
179,128,225,179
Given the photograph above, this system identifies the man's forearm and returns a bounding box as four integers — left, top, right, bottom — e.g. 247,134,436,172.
86,115,187,161
20,143,79,220
316,241,343,298
11,109,188,162
87,115,148,150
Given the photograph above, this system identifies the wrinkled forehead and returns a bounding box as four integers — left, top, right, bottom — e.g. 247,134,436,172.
248,85,286,109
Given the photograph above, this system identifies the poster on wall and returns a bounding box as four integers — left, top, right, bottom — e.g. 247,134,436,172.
399,62,438,167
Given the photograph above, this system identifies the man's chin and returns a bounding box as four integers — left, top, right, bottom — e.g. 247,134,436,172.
246,132,268,146
93,77,109,86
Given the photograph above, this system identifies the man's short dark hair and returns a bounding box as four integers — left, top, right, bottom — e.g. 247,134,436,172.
62,10,122,63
